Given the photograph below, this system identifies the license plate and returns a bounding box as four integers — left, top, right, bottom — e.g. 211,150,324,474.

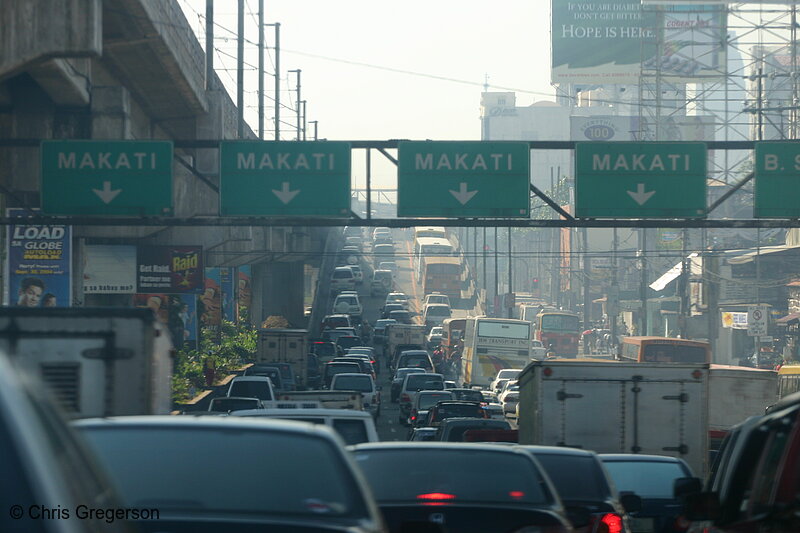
629,517,654,533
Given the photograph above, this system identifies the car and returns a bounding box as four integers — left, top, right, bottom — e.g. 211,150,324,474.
330,266,356,294
498,379,518,397
332,357,376,380
408,427,437,441
226,376,275,402
350,442,574,533
242,364,284,390
377,261,397,274
267,362,298,391
345,235,363,250
531,339,548,360
371,318,397,345
408,390,454,429
75,416,387,532
490,368,522,393
207,396,261,414
330,373,381,418
370,270,394,297
0,352,130,533
398,372,445,425
310,340,340,362
394,349,434,373
232,408,380,445
444,380,456,389
321,313,352,331
333,292,363,317
384,292,410,310
372,227,391,240
336,335,363,352
426,401,490,428
380,302,404,319
501,390,520,418
424,292,451,307
449,387,486,403
347,346,380,373
390,367,428,402
435,417,512,441
387,309,414,324
517,445,641,533
600,454,694,533
372,246,394,268
422,303,452,330
322,361,362,388
349,264,364,284
426,326,444,348
343,226,362,238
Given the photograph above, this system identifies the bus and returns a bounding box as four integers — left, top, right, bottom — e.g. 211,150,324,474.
620,336,711,364
441,318,467,360
778,365,800,399
534,311,580,357
461,317,532,387
421,257,462,302
413,237,454,278
413,226,447,241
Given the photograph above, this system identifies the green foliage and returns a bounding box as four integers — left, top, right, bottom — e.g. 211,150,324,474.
172,320,257,403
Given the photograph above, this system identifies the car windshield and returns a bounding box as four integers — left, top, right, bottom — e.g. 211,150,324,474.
396,368,426,380
531,453,610,501
332,270,352,279
353,448,549,504
399,355,431,369
312,343,336,357
80,426,366,516
498,370,521,380
209,398,259,412
229,381,272,400
332,375,373,392
451,390,484,402
406,374,443,391
602,460,688,499
417,392,454,410
427,306,451,317
435,403,483,419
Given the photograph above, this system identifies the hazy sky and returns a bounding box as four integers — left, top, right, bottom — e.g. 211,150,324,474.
179,1,555,142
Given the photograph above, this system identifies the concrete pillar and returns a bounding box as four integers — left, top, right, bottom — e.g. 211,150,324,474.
91,86,131,139
254,261,305,328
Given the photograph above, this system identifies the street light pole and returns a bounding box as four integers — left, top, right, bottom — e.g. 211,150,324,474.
288,69,301,140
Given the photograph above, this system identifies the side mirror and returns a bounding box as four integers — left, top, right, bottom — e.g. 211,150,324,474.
673,477,703,500
683,491,721,521
619,492,642,514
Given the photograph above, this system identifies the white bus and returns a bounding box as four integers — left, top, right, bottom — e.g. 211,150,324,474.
413,237,454,279
413,226,447,241
460,317,532,388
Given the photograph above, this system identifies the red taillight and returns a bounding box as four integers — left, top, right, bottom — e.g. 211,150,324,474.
410,409,417,421
598,513,623,533
509,491,525,499
416,493,456,501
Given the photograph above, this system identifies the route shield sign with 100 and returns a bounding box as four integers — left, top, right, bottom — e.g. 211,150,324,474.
397,141,530,218
754,141,800,218
219,141,351,216
41,140,173,216
575,142,707,218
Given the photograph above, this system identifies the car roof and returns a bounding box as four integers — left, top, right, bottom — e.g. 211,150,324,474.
599,454,686,463
333,266,353,271
516,445,599,457
399,350,429,355
232,408,374,418
74,415,338,436
351,442,523,453
433,400,481,406
231,376,272,382
332,372,372,379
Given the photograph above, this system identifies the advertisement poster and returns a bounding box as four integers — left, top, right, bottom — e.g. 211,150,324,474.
570,115,715,142
136,246,203,294
133,293,197,350
220,267,236,321
199,268,222,332
6,208,71,307
237,265,252,322
654,5,726,82
552,0,657,83
83,245,136,294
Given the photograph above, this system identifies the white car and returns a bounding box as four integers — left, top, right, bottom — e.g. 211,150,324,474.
531,339,547,360
423,303,451,330
427,326,444,348
330,373,381,418
489,369,521,393
424,293,451,307
332,292,362,317
348,265,364,284
330,266,356,294
226,376,275,405
231,408,379,444
384,292,410,310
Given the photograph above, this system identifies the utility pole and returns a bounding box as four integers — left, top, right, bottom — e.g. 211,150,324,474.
494,227,499,316
610,228,619,348
679,228,689,338
237,0,244,139
258,0,264,139
288,69,301,140
639,229,648,336
309,120,318,140
582,226,591,332
482,227,487,300
507,227,513,318
265,23,281,140
205,0,214,90
301,100,307,141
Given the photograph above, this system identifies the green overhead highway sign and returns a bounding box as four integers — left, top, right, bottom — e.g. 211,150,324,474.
397,141,530,218
41,140,173,216
575,142,707,218
755,142,800,218
219,141,351,216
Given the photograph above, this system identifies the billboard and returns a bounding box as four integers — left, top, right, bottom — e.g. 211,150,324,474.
570,115,715,142
552,0,657,83
83,245,136,294
136,246,203,294
5,208,71,307
552,1,725,83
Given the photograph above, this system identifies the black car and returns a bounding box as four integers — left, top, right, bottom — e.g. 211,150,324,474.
336,335,363,352
600,454,694,533
427,401,489,428
350,442,573,533
449,388,485,403
380,303,404,319
518,446,641,533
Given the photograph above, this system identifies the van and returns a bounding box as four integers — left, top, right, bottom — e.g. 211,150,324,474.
231,408,379,445
423,303,452,330
330,266,356,295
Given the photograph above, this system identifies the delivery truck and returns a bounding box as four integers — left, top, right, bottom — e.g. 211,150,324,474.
256,328,309,390
0,307,173,418
386,324,426,369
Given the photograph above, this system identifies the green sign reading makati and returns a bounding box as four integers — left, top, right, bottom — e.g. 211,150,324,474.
397,141,530,218
219,141,351,216
41,140,173,215
575,142,707,219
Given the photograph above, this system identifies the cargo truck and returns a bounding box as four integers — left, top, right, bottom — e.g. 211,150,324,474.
516,360,779,477
275,390,364,410
0,307,173,418
385,324,426,369
256,329,309,390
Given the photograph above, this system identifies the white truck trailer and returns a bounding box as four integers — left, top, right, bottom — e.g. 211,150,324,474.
256,328,309,390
